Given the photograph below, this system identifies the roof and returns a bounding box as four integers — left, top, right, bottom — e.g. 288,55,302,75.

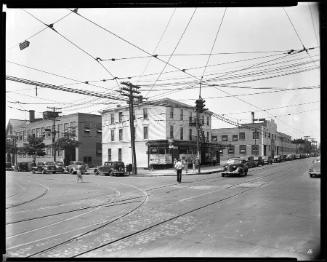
6,119,29,135
101,97,213,114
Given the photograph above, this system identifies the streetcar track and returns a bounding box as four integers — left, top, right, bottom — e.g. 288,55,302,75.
25,182,149,257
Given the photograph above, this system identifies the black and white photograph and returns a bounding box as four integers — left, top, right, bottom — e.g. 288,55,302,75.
4,2,322,259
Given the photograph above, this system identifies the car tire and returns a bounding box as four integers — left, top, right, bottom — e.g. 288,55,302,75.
52,172,56,174
221,174,225,177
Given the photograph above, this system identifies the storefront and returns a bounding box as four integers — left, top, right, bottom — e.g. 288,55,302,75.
146,140,220,169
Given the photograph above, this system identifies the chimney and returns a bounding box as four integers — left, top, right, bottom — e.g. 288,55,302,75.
251,112,255,123
29,110,35,122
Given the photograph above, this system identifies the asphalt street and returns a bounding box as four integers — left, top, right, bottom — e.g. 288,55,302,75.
5,157,320,259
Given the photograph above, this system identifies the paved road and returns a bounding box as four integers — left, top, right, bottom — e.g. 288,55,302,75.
6,158,320,259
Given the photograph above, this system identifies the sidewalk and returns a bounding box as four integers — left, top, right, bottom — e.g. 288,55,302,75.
131,165,225,177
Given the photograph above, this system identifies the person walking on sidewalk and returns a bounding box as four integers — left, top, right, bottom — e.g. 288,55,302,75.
175,159,184,183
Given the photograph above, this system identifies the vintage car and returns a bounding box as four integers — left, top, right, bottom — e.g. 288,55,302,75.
55,161,65,173
247,156,257,168
6,162,14,171
262,156,273,165
16,162,32,172
253,156,264,166
273,155,281,163
67,161,87,174
309,157,320,178
221,158,248,177
94,161,126,176
295,154,301,159
286,154,295,161
32,161,56,174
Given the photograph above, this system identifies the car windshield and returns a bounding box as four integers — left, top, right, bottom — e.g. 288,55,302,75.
227,159,241,165
75,162,83,165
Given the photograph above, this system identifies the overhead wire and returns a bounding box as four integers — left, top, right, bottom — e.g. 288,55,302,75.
22,9,121,90
145,8,197,97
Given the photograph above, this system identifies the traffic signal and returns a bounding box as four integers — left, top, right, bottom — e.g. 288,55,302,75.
195,98,207,113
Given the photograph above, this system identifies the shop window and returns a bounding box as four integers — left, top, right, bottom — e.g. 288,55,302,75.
239,145,246,154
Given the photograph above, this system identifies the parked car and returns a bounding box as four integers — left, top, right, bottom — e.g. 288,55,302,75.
295,154,301,159
16,162,31,172
6,162,14,171
221,158,248,177
273,155,281,163
32,162,56,174
309,157,320,178
247,156,257,168
94,161,126,176
262,156,273,165
253,156,264,166
286,154,295,161
55,161,65,173
67,161,87,174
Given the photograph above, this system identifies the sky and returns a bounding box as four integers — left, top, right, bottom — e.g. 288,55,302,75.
5,3,320,143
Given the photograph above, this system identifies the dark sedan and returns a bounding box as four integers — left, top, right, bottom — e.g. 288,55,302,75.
221,158,248,177
94,161,126,176
32,162,56,174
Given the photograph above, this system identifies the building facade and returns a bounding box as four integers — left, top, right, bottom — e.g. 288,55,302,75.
7,111,102,167
101,98,217,168
211,119,296,162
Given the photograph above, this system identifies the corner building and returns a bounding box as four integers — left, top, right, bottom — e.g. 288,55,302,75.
101,98,218,168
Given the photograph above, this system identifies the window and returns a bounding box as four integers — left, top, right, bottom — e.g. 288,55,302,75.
111,113,115,124
239,145,246,154
83,156,92,164
170,107,174,119
239,132,245,140
180,127,183,140
264,132,266,138
119,112,123,123
252,145,259,155
232,135,238,141
207,132,210,142
189,129,192,141
96,143,102,156
119,129,123,141
96,123,102,134
170,126,174,139
207,116,210,126
144,126,148,139
253,131,259,139
23,131,26,141
118,148,122,161
268,132,270,138
108,149,112,161
212,135,217,142
143,108,148,120
180,109,183,120
228,145,235,154
222,135,228,141
201,115,204,125
111,129,115,141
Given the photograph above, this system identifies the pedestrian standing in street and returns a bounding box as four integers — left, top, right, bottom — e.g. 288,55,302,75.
76,165,84,183
174,159,183,183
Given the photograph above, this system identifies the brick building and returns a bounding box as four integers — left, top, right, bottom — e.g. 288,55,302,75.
101,98,218,168
7,110,102,167
211,119,296,162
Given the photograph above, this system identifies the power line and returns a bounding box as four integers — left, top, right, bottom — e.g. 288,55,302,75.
200,8,227,97
145,8,197,97
23,10,121,89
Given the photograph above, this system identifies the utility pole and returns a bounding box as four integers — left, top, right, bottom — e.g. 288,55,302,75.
46,107,62,162
195,97,207,173
120,82,143,175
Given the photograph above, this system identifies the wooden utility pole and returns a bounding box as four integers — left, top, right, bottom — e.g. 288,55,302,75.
120,82,142,175
46,107,62,162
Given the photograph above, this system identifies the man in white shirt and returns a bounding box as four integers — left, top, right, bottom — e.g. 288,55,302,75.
174,159,184,183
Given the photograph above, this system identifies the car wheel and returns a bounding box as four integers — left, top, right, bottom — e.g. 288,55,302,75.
221,173,225,177
52,172,56,174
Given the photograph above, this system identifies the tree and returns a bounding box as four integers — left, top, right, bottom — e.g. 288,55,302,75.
23,135,46,163
54,131,81,165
